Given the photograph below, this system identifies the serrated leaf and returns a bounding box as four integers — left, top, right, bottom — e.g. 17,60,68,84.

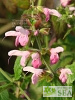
0,90,9,100
13,0,30,9
14,57,22,80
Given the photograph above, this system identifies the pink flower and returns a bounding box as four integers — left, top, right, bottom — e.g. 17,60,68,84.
5,26,30,47
43,8,50,21
34,30,39,36
50,47,64,64
49,9,62,17
69,7,75,11
8,50,30,67
67,24,71,28
50,53,59,64
59,68,72,83
23,66,43,84
60,0,71,7
31,53,42,68
43,8,61,21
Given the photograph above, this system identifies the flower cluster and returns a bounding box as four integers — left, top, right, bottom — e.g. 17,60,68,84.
5,0,73,85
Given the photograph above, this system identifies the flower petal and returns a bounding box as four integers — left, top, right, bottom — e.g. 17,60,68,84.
34,30,39,36
31,53,40,59
59,68,72,83
23,66,36,73
50,47,64,54
15,26,30,35
20,56,26,67
8,50,30,57
32,58,42,68
50,53,59,64
43,8,50,21
69,7,75,11
19,35,29,46
15,36,19,47
23,67,43,74
31,74,38,84
5,31,21,37
49,9,62,17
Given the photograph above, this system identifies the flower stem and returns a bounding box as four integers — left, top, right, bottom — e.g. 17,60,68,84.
42,57,54,74
37,0,46,6
19,87,31,100
27,47,40,52
0,68,12,82
35,37,41,50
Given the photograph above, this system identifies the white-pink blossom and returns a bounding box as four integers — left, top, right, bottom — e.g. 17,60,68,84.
59,68,72,83
50,47,64,64
8,50,30,67
5,26,30,47
69,7,75,11
31,53,42,68
43,8,61,21
23,66,43,84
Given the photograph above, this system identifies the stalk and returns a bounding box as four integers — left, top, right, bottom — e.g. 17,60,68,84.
0,68,12,82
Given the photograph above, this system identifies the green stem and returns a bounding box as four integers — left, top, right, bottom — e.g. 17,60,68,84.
27,47,40,52
42,57,54,74
19,87,31,100
0,68,12,82
37,0,43,6
45,36,49,48
35,37,41,50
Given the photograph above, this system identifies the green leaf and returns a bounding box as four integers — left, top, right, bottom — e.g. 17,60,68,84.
21,75,31,89
9,93,21,100
0,83,12,93
67,74,75,84
66,62,75,84
51,16,67,38
63,28,72,39
0,72,8,82
14,57,22,80
64,34,75,47
0,90,9,100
